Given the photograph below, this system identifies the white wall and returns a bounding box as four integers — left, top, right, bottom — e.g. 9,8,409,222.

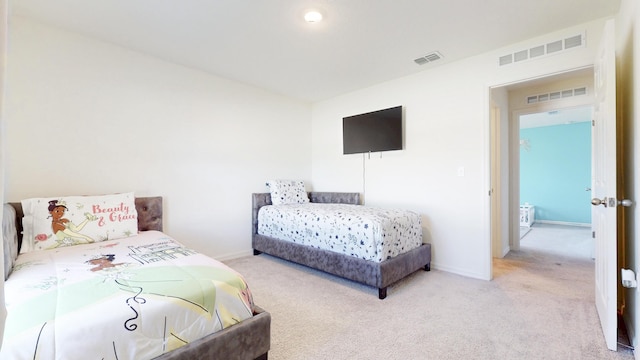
5,17,312,259
0,0,7,348
311,18,609,279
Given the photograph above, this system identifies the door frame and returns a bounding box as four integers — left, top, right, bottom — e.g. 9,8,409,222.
489,66,596,264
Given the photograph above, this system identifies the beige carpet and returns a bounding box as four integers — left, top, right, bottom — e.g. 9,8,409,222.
520,223,593,259
225,249,634,360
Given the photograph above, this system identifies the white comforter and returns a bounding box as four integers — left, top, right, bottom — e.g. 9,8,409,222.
257,203,423,262
1,231,254,360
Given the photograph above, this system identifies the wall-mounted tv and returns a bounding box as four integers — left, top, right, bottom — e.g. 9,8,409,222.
342,105,403,155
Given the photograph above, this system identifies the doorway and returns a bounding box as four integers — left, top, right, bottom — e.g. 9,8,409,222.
517,106,593,258
490,67,595,260
490,20,622,351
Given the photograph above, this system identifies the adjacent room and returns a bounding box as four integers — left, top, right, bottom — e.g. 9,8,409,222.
519,106,593,259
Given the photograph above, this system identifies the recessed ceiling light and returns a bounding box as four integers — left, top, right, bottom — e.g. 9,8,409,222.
304,10,323,23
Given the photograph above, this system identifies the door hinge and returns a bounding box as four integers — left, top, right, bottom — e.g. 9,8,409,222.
592,231,596,239
592,119,595,126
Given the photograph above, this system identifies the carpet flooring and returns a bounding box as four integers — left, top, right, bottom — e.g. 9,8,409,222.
225,238,635,360
520,222,593,259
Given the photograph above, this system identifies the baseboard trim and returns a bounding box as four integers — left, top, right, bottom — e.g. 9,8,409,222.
534,220,591,228
217,250,254,262
431,262,489,280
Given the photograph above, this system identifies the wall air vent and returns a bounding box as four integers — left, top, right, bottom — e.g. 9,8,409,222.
499,54,512,66
546,40,563,54
499,33,585,67
414,51,443,65
564,35,583,49
525,86,588,104
514,50,528,62
529,45,545,58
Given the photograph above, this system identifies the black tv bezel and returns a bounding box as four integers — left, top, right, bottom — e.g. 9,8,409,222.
342,105,403,155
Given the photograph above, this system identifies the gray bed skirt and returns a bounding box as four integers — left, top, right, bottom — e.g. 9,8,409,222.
252,192,431,299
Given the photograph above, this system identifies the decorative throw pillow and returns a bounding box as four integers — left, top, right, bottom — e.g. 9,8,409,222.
2,204,19,279
20,192,138,253
266,180,310,205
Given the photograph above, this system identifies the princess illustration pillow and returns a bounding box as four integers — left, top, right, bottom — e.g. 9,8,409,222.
20,192,139,253
48,199,98,246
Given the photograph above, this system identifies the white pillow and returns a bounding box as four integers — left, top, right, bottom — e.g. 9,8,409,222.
266,180,309,205
20,192,138,253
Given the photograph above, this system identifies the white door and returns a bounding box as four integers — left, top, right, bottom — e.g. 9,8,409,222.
592,18,617,351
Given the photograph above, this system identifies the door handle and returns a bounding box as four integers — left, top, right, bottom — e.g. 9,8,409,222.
591,197,633,207
591,197,610,207
619,199,633,207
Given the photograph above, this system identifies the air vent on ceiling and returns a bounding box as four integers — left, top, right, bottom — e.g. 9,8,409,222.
499,33,585,67
525,86,588,104
414,51,443,65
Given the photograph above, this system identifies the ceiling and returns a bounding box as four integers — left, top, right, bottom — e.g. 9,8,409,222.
10,0,621,102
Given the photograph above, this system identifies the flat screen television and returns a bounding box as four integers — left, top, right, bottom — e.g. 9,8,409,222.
342,105,403,155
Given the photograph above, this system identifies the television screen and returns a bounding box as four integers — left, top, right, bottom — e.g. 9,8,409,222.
342,106,403,155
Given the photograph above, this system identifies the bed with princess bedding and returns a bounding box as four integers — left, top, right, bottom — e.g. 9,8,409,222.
252,180,431,299
1,193,270,360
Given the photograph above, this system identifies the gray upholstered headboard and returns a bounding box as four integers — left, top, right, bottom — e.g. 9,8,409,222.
9,196,163,253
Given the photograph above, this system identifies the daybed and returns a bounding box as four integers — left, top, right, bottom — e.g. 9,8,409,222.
252,191,431,299
2,196,270,360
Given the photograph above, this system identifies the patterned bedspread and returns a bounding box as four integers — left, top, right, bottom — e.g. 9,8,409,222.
0,231,254,360
257,203,422,262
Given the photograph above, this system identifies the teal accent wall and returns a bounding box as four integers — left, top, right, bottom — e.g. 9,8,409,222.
520,122,591,224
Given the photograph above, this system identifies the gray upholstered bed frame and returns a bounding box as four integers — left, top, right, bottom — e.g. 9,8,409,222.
8,197,271,360
252,192,431,299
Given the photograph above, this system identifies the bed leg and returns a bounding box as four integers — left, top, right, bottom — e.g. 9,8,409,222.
424,263,430,271
378,287,387,300
253,249,262,256
255,353,268,360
